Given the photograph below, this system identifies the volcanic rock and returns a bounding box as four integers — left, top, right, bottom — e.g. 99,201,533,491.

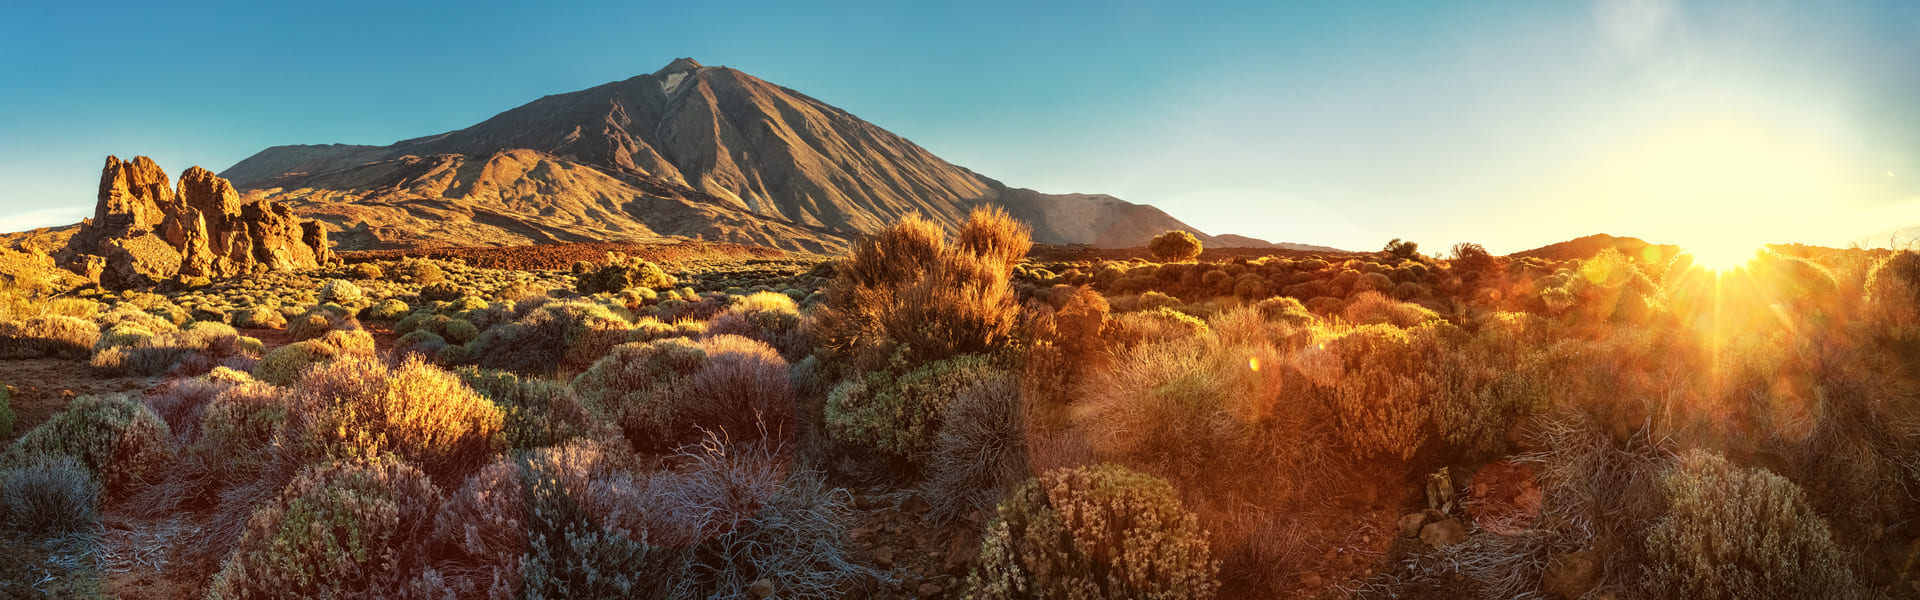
61,156,335,288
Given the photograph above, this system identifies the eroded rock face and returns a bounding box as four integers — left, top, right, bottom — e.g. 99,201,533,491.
61,155,335,288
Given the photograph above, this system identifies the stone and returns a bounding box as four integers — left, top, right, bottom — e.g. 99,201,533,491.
749,578,774,598
1297,570,1323,590
1541,549,1600,599
61,156,335,289
1399,512,1426,538
1420,518,1468,548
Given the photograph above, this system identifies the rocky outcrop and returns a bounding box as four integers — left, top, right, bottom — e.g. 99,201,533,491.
61,156,335,289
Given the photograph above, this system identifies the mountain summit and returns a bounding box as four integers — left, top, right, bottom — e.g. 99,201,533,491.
223,59,1291,252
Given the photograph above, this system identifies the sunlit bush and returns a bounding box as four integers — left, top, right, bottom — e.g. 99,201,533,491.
283,356,505,486
1643,450,1855,599
470,300,630,375
966,464,1219,600
825,353,998,471
0,315,99,359
4,394,173,501
1149,230,1204,262
252,329,374,386
704,290,809,360
572,335,793,453
207,457,444,600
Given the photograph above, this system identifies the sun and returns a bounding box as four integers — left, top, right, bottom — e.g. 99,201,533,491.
1682,241,1759,273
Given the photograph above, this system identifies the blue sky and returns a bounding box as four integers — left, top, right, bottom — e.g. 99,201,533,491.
2,0,1916,253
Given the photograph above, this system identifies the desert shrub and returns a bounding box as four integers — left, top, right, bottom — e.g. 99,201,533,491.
665,458,881,600
0,315,99,359
230,305,287,329
418,281,466,303
252,329,376,386
4,394,172,500
1304,295,1345,316
967,464,1219,600
346,262,384,280
393,310,434,335
96,303,177,333
1305,323,1443,461
287,306,359,342
455,366,596,451
429,458,527,597
1864,250,1920,325
1383,237,1421,261
704,291,809,361
144,370,256,443
91,321,263,377
1,454,99,535
282,356,505,486
1252,296,1315,326
470,300,630,375
206,457,444,600
922,371,1029,525
1353,271,1396,295
364,298,412,322
1342,291,1442,327
812,208,1029,369
388,257,446,284
519,450,679,599
1103,306,1208,349
1643,450,1855,599
318,279,364,305
825,353,998,470
1073,330,1283,488
576,252,676,295
1149,230,1204,262
393,329,448,359
572,335,792,453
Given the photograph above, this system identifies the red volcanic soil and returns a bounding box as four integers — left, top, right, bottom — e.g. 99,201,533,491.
1027,243,1380,264
339,240,809,271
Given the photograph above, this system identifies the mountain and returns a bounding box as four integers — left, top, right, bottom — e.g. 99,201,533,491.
224,58,1285,252
1510,233,1682,263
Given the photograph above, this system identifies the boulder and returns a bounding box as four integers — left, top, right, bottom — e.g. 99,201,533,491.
1420,518,1468,548
61,155,335,288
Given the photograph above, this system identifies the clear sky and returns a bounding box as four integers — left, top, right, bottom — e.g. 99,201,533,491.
2,0,1916,254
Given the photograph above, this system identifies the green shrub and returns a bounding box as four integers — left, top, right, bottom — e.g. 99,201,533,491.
363,298,412,322
0,315,100,359
252,329,375,386
455,367,594,451
206,457,444,600
418,281,465,303
394,329,448,359
231,305,287,329
1643,450,1855,599
471,300,630,375
1148,230,1204,262
967,464,1219,600
387,257,446,284
572,335,793,453
91,322,263,377
704,291,808,360
1,454,99,535
825,354,998,470
282,356,505,487
4,394,173,500
576,252,676,295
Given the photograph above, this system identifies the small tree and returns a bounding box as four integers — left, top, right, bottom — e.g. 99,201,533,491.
1383,238,1421,261
1148,230,1203,262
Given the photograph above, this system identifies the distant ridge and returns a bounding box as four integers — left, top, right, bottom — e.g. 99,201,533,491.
217,58,1302,252
1510,233,1682,263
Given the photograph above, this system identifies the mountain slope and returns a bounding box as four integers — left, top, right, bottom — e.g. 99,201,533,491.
224,58,1283,251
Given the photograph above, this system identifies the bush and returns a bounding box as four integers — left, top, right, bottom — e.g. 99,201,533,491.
252,329,375,386
230,305,287,329
1148,230,1204,262
91,322,264,377
966,464,1219,600
0,315,99,359
921,371,1028,525
206,457,444,600
1073,330,1283,485
318,279,364,305
812,208,1029,368
576,252,676,295
346,263,384,280
704,291,809,361
387,258,446,284
1342,291,1441,327
572,335,793,453
1865,250,1920,324
0,384,13,438
1309,323,1443,461
364,298,412,322
429,458,527,597
282,356,505,487
455,367,597,451
470,300,630,375
1,454,99,535
1642,450,1856,599
4,394,173,500
287,306,359,342
418,281,465,303
826,354,999,472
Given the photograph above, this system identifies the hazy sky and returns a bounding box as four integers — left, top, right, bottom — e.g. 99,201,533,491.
2,0,1916,253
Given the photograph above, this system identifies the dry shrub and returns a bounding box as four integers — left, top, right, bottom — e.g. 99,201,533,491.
1072,331,1283,489
455,367,602,451
0,315,99,359
207,457,445,600
920,371,1029,525
812,208,1029,369
1149,230,1204,262
1102,306,1207,349
1864,249,1920,324
1515,411,1672,595
704,291,810,361
1643,450,1856,599
1294,323,1446,461
1342,290,1441,327
143,368,255,442
0,384,13,438
430,458,527,599
280,356,505,487
967,464,1219,600
93,321,263,378
287,305,359,342
4,394,173,501
1426,313,1556,459
571,335,793,453
1,453,100,535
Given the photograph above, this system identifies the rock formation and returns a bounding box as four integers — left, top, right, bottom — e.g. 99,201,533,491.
61,156,335,288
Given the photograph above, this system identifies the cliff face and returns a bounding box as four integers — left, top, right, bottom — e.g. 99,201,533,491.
222,58,1276,252
61,156,335,289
